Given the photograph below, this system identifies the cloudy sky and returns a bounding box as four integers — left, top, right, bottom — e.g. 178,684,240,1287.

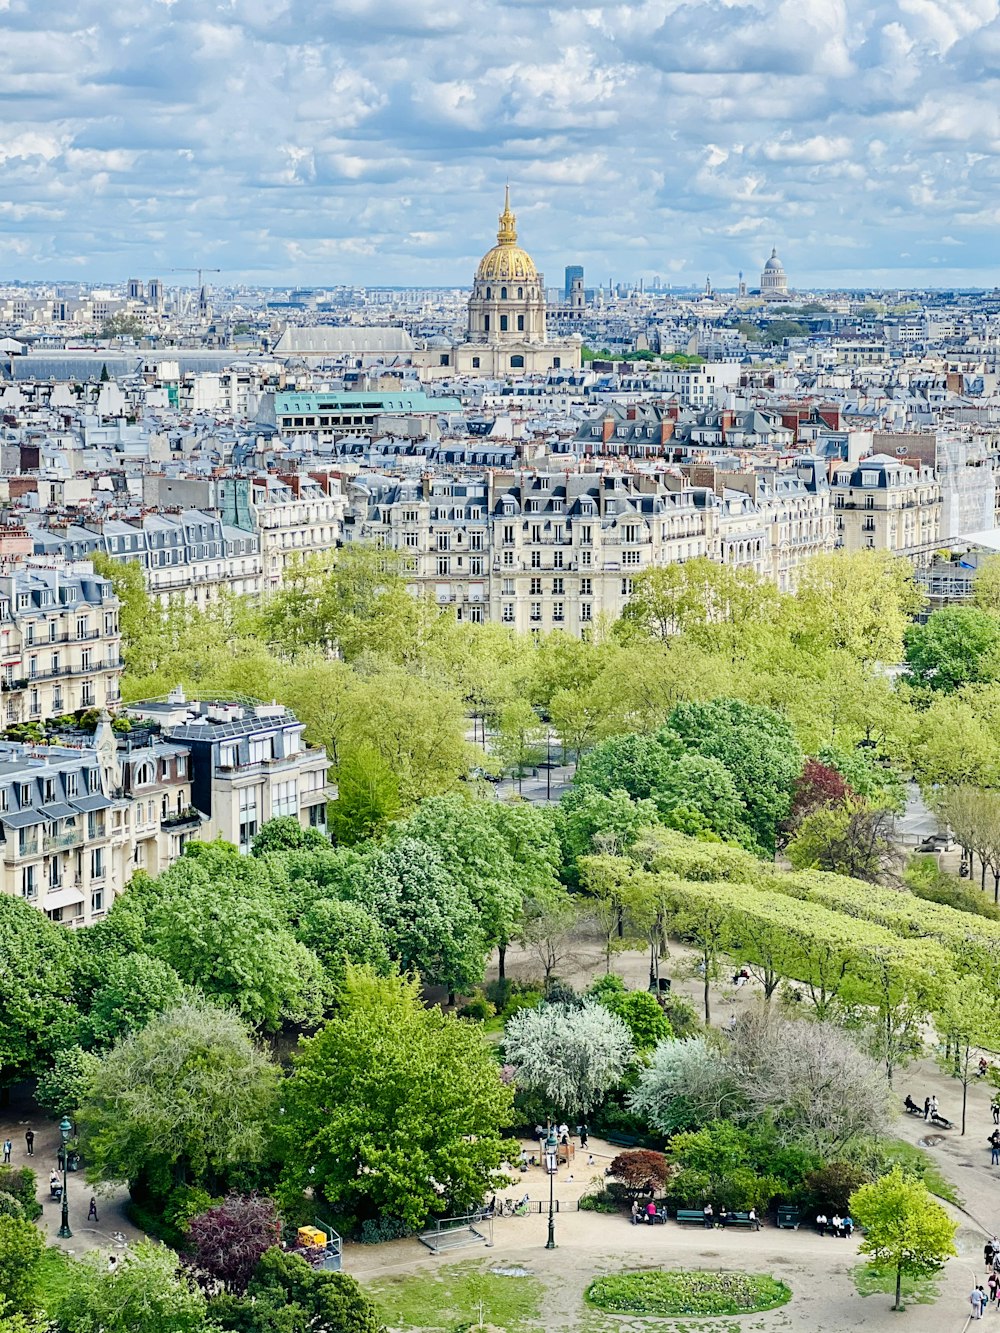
2,0,999,288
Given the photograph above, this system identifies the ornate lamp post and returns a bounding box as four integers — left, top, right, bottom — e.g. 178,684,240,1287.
57,1116,72,1239
544,1127,558,1250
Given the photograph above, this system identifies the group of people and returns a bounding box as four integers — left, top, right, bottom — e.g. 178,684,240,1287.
970,1241,1000,1320
815,1212,854,1237
630,1199,664,1225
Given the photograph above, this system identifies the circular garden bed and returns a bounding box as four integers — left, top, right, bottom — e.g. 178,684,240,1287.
585,1270,792,1318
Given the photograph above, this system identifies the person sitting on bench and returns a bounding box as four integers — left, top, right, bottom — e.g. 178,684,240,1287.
904,1094,920,1114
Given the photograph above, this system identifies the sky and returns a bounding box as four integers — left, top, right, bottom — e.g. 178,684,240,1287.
2,0,1000,289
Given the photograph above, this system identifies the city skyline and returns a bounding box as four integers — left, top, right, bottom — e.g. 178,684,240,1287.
2,1,1000,287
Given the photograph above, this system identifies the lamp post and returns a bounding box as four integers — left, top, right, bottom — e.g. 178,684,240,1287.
57,1116,72,1239
544,1127,558,1250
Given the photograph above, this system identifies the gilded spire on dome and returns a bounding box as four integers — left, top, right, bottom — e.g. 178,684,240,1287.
497,185,517,246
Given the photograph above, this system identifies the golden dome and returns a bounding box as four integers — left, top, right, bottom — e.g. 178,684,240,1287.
475,186,538,282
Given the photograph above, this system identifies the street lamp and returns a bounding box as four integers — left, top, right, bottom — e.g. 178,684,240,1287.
57,1116,72,1239
544,1127,558,1250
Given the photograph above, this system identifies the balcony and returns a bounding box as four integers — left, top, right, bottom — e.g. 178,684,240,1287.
6,838,39,861
161,807,203,830
43,829,82,853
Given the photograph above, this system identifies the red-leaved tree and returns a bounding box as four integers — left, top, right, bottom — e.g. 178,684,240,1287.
609,1149,671,1195
789,760,851,826
184,1194,282,1294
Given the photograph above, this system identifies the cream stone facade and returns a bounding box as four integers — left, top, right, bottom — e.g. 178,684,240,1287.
832,453,941,556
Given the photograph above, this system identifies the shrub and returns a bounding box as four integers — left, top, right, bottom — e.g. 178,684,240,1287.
164,1185,216,1236
502,991,543,1020
586,1270,791,1317
458,996,495,1022
0,1192,23,1220
0,1168,40,1222
356,1215,413,1244
578,1189,624,1214
802,1161,869,1215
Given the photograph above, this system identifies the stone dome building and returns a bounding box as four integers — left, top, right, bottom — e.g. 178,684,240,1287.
760,247,790,299
467,188,548,346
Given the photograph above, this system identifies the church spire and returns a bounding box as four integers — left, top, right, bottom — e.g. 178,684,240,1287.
497,185,517,246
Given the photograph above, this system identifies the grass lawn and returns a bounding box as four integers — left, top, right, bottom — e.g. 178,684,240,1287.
369,1260,543,1332
35,1247,77,1313
883,1138,961,1206
853,1263,939,1306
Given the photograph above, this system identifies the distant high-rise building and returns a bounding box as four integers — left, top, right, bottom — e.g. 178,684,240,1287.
564,264,583,298
147,278,163,310
127,277,142,301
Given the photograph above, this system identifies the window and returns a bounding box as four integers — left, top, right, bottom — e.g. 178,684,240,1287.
87,769,101,794
176,755,187,778
502,550,514,567
28,655,37,678
501,287,507,300
135,762,155,787
517,315,524,332
553,549,564,569
29,688,39,716
621,578,634,595
65,773,77,798
436,532,450,550
81,681,94,707
510,355,524,368
502,603,515,623
470,531,483,551
19,783,30,806
581,577,592,596
90,847,105,880
580,525,592,544
553,602,564,622
76,616,87,638
43,778,54,803
472,356,480,369
502,525,515,545
530,577,542,595
436,556,450,575
49,854,60,888
530,551,542,569
484,315,490,332
81,648,92,670
580,602,592,622
623,550,642,566
91,890,104,914
239,787,259,852
624,524,640,542
52,688,62,712
531,524,542,543
220,743,238,769
249,736,273,764
529,602,542,622
470,556,483,575
403,532,419,548
273,780,298,819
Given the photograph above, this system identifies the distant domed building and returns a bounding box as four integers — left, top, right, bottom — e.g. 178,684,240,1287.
760,247,790,300
416,188,581,376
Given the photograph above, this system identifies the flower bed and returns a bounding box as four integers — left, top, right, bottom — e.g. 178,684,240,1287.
585,1270,792,1317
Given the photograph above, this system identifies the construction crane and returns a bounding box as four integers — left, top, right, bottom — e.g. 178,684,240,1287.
169,267,221,288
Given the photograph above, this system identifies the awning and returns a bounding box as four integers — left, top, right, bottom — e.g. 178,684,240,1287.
69,794,112,813
43,886,85,912
40,803,78,821
1,810,45,829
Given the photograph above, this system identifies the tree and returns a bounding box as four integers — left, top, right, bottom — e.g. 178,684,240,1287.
628,1036,741,1133
787,758,850,827
327,745,401,845
92,552,160,677
517,885,581,984
589,981,672,1051
608,1150,670,1195
504,1001,634,1117
492,699,545,787
102,312,145,339
295,899,390,987
78,1002,279,1201
358,837,485,993
79,952,186,1048
0,896,78,1088
556,786,657,883
935,979,993,1135
904,606,1000,691
664,699,802,852
241,1248,383,1333
279,970,513,1230
184,1195,281,1294
850,1169,956,1312
134,856,327,1030
791,551,926,665
0,1215,43,1315
55,1239,210,1333
787,799,900,884
35,1044,93,1117
972,555,1000,614
251,818,328,856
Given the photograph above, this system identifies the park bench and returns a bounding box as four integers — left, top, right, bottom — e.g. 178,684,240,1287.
633,1209,667,1225
675,1209,708,1226
776,1206,800,1230
722,1212,760,1231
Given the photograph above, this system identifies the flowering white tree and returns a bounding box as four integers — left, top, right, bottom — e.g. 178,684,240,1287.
504,1001,634,1117
628,1035,741,1133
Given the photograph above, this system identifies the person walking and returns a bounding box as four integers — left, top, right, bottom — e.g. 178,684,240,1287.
88,1197,99,1222
989,1272,999,1308
991,1131,1000,1166
924,1096,931,1121
1,1140,10,1164
24,1130,33,1157
986,1237,997,1268
992,1096,1000,1126
971,1286,986,1320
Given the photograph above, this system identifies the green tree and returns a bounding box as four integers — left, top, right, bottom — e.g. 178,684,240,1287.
279,970,513,1230
588,980,672,1050
78,1002,279,1200
34,1045,94,1117
935,979,993,1134
492,699,544,787
0,897,78,1088
904,606,1000,691
664,698,802,852
556,785,657,882
92,552,160,676
504,1000,634,1117
850,1168,957,1312
327,745,401,845
787,799,900,884
518,884,582,983
251,817,328,856
101,312,145,339
358,838,486,993
295,899,391,988
79,952,186,1048
241,1248,384,1333
0,1215,43,1315
55,1239,210,1333
791,551,926,665
972,555,1000,614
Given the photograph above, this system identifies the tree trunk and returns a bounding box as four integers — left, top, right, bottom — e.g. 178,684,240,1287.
962,1072,968,1136
498,943,506,981
703,972,711,1027
894,1265,902,1312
